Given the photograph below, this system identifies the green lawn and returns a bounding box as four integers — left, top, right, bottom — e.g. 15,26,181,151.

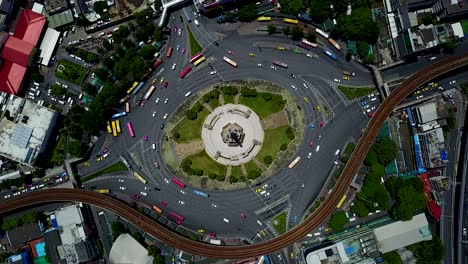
81,162,128,182
462,20,468,35
183,151,227,176
172,108,209,142
245,160,260,173
344,142,355,156
272,211,287,235
55,59,88,85
238,93,285,119
223,94,235,104
208,97,220,109
338,85,377,100
50,134,65,166
257,126,293,164
187,27,202,56
230,166,243,179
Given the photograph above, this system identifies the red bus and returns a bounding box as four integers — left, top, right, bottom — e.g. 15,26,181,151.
179,66,192,79
273,60,288,68
168,212,185,225
126,122,135,137
152,59,162,69
171,177,186,188
166,47,173,58
189,52,204,64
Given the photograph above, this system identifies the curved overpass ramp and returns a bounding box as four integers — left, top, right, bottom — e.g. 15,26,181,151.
1,53,468,259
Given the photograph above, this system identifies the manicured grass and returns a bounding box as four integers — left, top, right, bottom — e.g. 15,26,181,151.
187,27,202,56
257,126,293,164
338,85,377,100
344,142,355,156
462,20,468,35
172,107,210,142
272,211,287,235
238,93,285,119
230,166,243,179
81,162,128,182
245,160,260,173
55,59,88,85
183,151,227,176
224,94,235,104
208,97,220,109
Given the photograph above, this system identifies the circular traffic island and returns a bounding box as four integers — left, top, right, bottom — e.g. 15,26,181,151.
162,81,305,189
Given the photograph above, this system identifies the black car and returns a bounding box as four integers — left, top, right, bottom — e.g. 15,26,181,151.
161,124,165,129
180,16,183,22
255,182,262,186
213,41,219,46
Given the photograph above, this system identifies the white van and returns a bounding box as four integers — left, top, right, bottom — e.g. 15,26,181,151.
36,90,41,97
78,93,83,100
334,149,340,156
152,143,156,150
370,97,377,102
316,145,320,152
28,92,35,97
185,91,192,97
33,82,40,86
223,218,230,223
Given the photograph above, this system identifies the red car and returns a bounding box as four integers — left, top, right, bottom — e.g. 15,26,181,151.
164,82,168,88
227,50,233,54
161,201,167,206
241,213,247,219
209,232,216,237
309,141,314,147
319,120,323,127
173,26,178,32
132,194,141,199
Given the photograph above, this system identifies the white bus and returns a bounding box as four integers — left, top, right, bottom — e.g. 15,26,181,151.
288,156,301,169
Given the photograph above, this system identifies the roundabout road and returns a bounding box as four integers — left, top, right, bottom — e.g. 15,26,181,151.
1,48,467,258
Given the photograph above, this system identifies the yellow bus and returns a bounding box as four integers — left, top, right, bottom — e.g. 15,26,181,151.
116,120,121,133
337,195,347,208
111,121,117,137
193,56,206,66
257,16,271,22
126,82,139,94
106,121,112,134
283,18,299,24
133,171,148,184
95,189,110,194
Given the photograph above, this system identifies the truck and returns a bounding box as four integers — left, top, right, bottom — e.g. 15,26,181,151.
342,71,356,76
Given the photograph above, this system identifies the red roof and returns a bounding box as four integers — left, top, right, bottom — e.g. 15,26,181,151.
427,200,441,221
418,173,431,199
1,36,34,67
13,9,46,46
0,60,27,94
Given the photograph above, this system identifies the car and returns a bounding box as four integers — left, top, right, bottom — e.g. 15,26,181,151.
172,63,176,70
360,101,368,106
178,28,182,36
343,76,350,80
303,83,307,88
119,186,126,190
307,152,312,159
160,124,165,129
179,15,183,22
304,97,309,102
262,183,269,188
449,80,457,85
291,85,297,90
154,162,160,168
270,65,276,70
464,228,467,236
164,82,168,87
414,90,421,95
160,77,165,83
198,229,205,233
309,124,315,130
173,25,177,32
140,100,145,107
318,134,322,141
210,71,217,75
163,113,168,119
211,203,218,208
257,63,263,67
278,47,285,50
178,200,185,205
140,192,147,196
317,106,321,112
371,106,376,111
133,194,141,199
161,201,168,206
423,87,429,92
144,135,148,141
290,74,296,78
306,53,312,57
333,78,341,83
96,157,103,161
293,215,299,222
4,194,10,199
255,188,262,193
182,48,185,54
227,50,233,54
319,120,323,127
429,56,437,60
223,218,230,223
209,232,217,237
264,192,270,196
416,95,424,100
176,45,180,52
164,98,168,104
118,179,125,183
240,213,247,218
152,78,157,84
164,178,170,184
71,26,76,32
152,111,156,117
249,53,256,57
180,190,186,194
309,141,314,147
155,98,160,104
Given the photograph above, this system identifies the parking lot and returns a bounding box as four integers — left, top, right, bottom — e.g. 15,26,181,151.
358,93,381,118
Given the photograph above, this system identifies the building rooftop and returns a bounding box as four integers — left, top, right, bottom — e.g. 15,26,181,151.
416,102,438,124
305,242,349,264
44,229,63,264
373,213,432,253
418,127,447,168
13,9,47,46
39,28,60,66
0,93,56,166
6,223,43,247
109,233,154,264
55,205,86,245
46,10,74,28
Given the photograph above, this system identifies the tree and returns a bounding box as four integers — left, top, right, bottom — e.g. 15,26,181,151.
264,155,273,165
357,40,370,59
285,127,295,140
153,255,165,264
75,14,92,27
146,245,161,256
280,144,288,151
282,26,291,35
267,24,277,35
373,137,398,166
279,0,306,15
135,8,155,25
351,199,369,217
31,71,44,83
328,211,349,231
309,0,332,24
68,141,85,157
139,45,157,60
421,14,436,26
237,4,257,22
51,84,64,97
364,149,378,165
290,25,303,41
408,237,444,264
382,252,402,264
153,26,163,42
248,170,261,179
446,107,456,129
102,40,113,51
346,51,352,61
335,7,380,44
82,82,97,96
391,185,427,220
93,1,108,15
306,30,317,42
441,40,456,54
111,221,126,240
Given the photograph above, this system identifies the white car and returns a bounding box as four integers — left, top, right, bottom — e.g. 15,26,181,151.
262,183,268,189
257,63,263,67
306,53,312,57
333,78,341,83
270,65,276,69
178,200,185,205
155,98,160,104
210,71,217,75
223,218,230,223
163,113,168,119
164,178,170,184
118,179,125,182
464,228,467,236
308,152,312,158
140,192,147,196
172,63,176,70
180,190,186,194
4,194,10,199
144,187,150,190
119,186,126,190
264,192,270,196
303,83,307,88
164,98,168,104
449,80,457,85
256,220,263,226
416,95,424,100
291,85,297,90
212,203,218,208
429,56,437,60
152,112,157,117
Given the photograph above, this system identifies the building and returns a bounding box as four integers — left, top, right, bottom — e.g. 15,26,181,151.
373,213,432,253
0,92,57,167
305,242,350,264
417,127,447,168
6,223,44,247
0,0,17,31
109,233,154,264
415,102,438,125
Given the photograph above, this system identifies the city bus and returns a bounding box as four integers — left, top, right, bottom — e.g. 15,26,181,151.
257,16,271,22
120,155,132,169
116,120,121,133
106,121,112,134
301,38,318,48
315,28,329,39
126,122,135,137
189,52,203,63
328,38,342,51
172,177,186,188
193,56,206,66
133,171,148,184
152,58,162,69
95,189,110,194
119,95,130,104
322,49,337,60
297,42,312,51
111,121,117,137
144,85,156,100
193,190,209,198
168,212,184,225
179,66,192,79
125,102,130,113
283,18,299,24
272,60,288,68
288,156,301,169
152,204,163,214
166,47,173,58
132,82,145,95
223,56,238,67
337,195,347,208
111,111,127,119
126,82,139,94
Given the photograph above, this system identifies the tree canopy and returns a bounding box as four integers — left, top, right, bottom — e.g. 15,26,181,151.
382,252,402,264
267,24,277,35
351,199,369,217
335,7,380,44
408,237,444,264
309,0,332,24
291,25,304,41
237,4,258,22
373,137,398,166
279,0,306,15
328,211,349,231
386,177,427,221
